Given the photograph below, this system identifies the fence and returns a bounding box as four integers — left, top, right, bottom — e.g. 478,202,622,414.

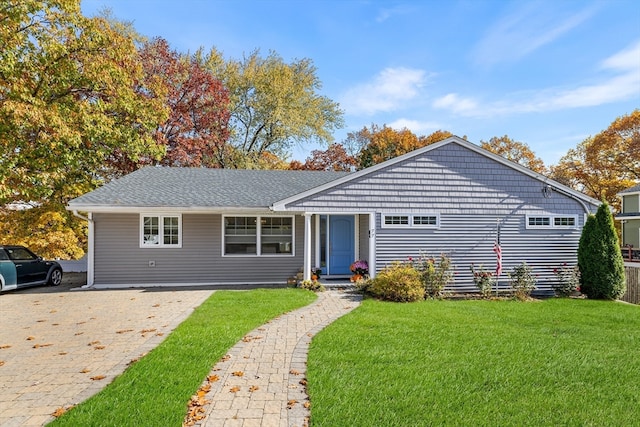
621,265,640,304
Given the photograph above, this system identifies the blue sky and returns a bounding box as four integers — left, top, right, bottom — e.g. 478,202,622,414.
81,0,640,166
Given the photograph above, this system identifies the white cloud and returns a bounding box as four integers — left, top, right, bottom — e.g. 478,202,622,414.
386,118,442,134
340,67,428,115
435,40,640,117
472,3,597,66
432,93,479,115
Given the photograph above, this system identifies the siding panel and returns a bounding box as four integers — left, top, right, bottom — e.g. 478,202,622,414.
94,213,305,285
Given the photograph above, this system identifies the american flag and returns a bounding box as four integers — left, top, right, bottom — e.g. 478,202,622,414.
494,241,502,277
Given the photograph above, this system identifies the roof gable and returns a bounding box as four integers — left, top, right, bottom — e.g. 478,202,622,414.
619,184,640,195
271,136,601,211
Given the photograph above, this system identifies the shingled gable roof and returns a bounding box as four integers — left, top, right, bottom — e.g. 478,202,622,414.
67,167,349,212
270,136,601,211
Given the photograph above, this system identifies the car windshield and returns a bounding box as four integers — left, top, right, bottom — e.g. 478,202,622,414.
6,248,37,261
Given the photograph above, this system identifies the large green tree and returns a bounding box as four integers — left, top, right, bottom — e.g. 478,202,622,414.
577,202,626,300
0,0,168,257
202,49,344,168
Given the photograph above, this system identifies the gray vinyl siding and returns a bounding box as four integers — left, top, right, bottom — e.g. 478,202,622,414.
285,142,596,294
93,213,305,285
623,194,639,214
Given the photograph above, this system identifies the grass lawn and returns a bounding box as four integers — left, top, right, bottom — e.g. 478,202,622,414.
307,298,640,426
50,288,316,427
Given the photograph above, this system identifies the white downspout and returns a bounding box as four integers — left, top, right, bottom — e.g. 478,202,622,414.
72,210,94,288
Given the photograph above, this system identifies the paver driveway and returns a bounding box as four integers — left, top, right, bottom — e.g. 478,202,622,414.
0,278,214,427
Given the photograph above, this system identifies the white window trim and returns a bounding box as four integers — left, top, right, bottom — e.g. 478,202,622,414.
222,215,295,257
381,213,440,229
139,214,182,248
526,215,578,230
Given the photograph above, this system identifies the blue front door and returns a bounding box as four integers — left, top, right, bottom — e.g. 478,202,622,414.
329,215,354,275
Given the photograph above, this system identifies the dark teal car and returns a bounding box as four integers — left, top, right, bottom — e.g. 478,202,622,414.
0,245,63,292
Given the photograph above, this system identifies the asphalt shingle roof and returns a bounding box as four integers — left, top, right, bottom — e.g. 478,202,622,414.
68,167,350,209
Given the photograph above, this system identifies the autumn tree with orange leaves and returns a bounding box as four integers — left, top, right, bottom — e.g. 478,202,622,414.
480,135,547,174
551,110,639,209
350,125,453,169
290,144,356,171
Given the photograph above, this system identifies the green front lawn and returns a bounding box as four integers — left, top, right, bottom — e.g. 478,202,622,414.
50,288,316,427
307,298,640,426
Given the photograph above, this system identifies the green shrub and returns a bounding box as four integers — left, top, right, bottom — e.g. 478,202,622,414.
508,262,536,300
369,262,423,302
470,264,495,298
578,202,626,300
414,253,454,298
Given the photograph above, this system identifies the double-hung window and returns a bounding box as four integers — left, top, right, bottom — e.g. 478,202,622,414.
224,216,293,256
140,214,181,247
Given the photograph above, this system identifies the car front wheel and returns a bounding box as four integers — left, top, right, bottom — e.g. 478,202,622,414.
48,268,63,286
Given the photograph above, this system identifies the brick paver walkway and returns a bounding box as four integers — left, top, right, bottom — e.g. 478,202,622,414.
194,290,362,427
0,286,214,427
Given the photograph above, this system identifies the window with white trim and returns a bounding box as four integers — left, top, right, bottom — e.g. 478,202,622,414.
141,215,181,247
526,215,577,229
382,214,440,228
223,216,293,256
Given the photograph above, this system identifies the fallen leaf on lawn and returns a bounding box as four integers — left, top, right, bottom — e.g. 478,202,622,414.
299,378,308,386
0,361,5,366
58,352,67,356
80,368,90,373
229,386,241,393
37,319,46,322
52,323,59,326
116,329,134,334
232,371,244,377
155,332,164,336
289,369,301,376
26,336,35,341
74,332,84,336
200,383,211,393
147,315,155,319
50,309,57,313
88,341,100,346
0,345,11,349
221,354,231,362
51,405,74,418
152,304,160,307
93,345,106,350
76,321,86,325
90,375,106,381
140,328,156,334
307,333,313,337
287,399,297,409
304,401,311,409
33,343,53,348
249,385,259,392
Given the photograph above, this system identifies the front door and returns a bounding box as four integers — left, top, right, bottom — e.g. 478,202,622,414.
328,215,355,275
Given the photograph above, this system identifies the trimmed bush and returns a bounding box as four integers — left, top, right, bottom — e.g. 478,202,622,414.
369,262,423,302
578,202,626,300
508,262,536,300
414,253,454,298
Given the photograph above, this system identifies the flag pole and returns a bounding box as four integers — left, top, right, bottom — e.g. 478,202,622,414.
494,219,502,296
